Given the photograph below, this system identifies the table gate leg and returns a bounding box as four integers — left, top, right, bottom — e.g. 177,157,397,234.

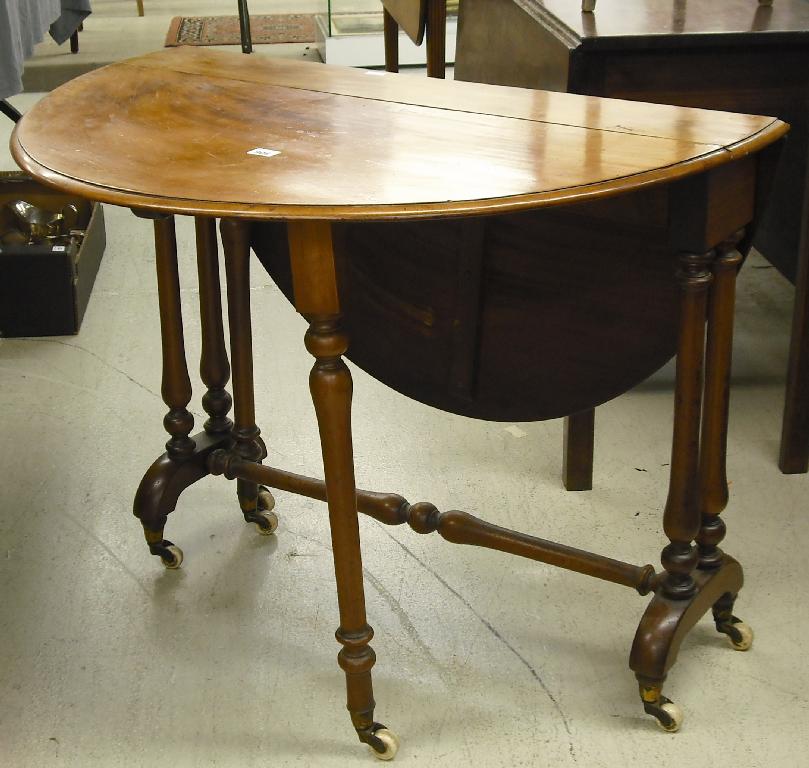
133,213,195,568
698,235,753,651
661,251,713,601
630,250,713,732
221,218,277,535
288,220,399,760
196,217,233,438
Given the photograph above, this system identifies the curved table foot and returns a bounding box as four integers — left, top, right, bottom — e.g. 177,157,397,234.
134,430,231,566
630,555,747,730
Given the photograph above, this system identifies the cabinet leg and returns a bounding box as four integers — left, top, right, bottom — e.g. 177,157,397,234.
779,167,809,473
563,409,595,491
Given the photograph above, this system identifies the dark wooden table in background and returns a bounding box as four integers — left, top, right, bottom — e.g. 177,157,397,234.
456,0,809,476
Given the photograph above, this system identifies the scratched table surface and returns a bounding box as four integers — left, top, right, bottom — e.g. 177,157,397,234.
10,46,786,221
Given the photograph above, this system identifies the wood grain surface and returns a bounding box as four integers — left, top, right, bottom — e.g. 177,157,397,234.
11,47,786,220
518,0,809,43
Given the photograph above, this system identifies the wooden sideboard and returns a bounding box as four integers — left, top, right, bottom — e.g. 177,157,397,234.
456,0,809,474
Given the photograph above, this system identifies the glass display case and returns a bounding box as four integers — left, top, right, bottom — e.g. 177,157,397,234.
316,1,459,67
326,0,384,38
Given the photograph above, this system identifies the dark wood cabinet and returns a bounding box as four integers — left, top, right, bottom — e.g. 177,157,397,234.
456,0,809,472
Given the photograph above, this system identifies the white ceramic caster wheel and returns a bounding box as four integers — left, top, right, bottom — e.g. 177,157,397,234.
257,487,276,513
370,729,400,761
655,701,683,733
254,510,279,536
161,544,183,569
727,621,754,651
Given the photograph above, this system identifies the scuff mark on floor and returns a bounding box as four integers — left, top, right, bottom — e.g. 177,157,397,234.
61,508,152,598
285,523,451,682
362,567,451,684
376,523,578,761
11,338,204,419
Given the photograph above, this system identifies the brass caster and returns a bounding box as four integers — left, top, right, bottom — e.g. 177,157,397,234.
257,485,275,513
253,509,279,536
159,543,184,569
653,699,683,733
640,684,683,733
718,617,754,651
369,728,400,761
146,534,184,569
246,485,278,535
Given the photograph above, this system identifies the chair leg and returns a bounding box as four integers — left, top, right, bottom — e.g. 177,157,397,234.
383,9,399,73
426,0,447,78
237,0,253,54
0,99,22,123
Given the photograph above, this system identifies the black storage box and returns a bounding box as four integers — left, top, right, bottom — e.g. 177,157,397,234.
0,171,106,337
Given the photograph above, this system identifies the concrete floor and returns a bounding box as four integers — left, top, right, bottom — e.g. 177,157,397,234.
2,3,809,768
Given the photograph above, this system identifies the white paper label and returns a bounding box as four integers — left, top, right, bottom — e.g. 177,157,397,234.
247,147,282,158
52,245,66,252
503,425,528,439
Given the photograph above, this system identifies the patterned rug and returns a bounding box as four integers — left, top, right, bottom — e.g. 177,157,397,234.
165,14,317,47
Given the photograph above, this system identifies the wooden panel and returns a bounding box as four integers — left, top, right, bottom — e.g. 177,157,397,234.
12,47,785,220
383,0,426,44
587,46,809,279
253,191,684,421
455,0,571,91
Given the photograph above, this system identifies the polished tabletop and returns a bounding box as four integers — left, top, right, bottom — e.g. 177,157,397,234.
11,47,786,220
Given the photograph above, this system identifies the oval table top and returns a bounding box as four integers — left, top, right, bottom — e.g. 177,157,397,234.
11,47,787,221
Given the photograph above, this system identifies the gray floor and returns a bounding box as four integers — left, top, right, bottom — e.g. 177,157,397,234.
2,3,809,768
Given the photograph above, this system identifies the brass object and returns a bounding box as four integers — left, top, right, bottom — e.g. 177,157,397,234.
3,200,80,245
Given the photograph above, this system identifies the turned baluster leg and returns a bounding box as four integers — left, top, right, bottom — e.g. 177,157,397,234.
697,237,741,569
155,216,196,459
139,213,195,566
637,250,713,727
288,220,397,758
662,251,713,599
697,234,754,651
220,218,276,533
195,217,233,437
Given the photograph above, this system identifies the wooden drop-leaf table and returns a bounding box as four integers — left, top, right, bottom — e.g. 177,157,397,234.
11,47,787,759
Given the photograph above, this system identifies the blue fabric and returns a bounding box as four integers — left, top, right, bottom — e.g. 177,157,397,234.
49,0,91,45
0,0,91,99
